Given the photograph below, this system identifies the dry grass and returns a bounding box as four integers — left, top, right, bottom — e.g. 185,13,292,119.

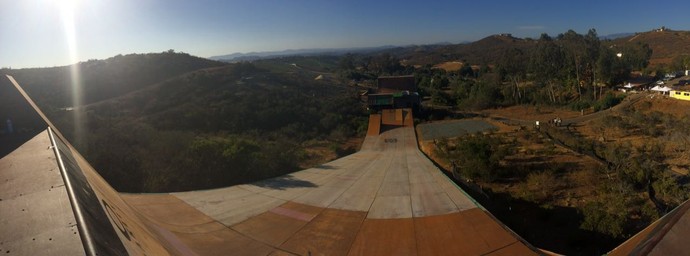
481,104,583,122
432,61,464,72
575,95,690,175
417,121,605,209
420,95,690,207
614,30,690,66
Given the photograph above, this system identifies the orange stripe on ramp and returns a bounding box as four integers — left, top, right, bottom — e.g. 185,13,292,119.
348,218,416,256
366,114,381,136
280,209,366,256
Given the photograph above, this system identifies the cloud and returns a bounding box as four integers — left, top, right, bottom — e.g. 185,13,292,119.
518,25,546,30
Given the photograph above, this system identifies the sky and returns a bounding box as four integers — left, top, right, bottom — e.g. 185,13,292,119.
0,0,688,68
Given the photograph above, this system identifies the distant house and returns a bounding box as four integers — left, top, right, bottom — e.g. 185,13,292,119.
367,91,419,109
650,85,672,95
670,90,690,101
365,75,420,110
619,77,655,92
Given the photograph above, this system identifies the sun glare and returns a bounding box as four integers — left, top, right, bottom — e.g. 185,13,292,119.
56,0,86,147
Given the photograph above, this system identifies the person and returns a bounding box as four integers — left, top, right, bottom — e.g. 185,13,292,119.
6,119,13,134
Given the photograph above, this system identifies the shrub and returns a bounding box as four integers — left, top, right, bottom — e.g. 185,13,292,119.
593,93,624,112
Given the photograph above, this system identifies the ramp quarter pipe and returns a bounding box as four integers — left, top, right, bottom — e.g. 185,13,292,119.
7,74,690,255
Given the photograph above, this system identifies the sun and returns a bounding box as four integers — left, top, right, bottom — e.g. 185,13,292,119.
54,0,79,9
55,0,80,18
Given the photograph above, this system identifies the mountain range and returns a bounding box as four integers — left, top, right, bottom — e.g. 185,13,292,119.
209,30,689,68
209,46,398,62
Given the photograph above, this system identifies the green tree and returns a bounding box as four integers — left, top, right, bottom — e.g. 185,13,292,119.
450,134,511,182
596,45,616,96
671,55,690,71
530,33,566,104
619,42,653,71
580,201,627,238
458,65,475,78
497,48,527,104
585,29,602,100
559,30,587,101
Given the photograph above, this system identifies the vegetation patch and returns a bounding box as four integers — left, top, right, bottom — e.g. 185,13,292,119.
417,119,497,140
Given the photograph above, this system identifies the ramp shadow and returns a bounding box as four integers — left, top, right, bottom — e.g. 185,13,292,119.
253,174,317,190
0,76,47,158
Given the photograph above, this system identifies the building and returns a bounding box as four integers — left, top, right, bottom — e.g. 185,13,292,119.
367,91,419,109
670,90,690,101
365,75,420,110
619,76,655,92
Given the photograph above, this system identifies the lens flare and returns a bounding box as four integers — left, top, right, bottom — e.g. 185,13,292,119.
58,0,85,147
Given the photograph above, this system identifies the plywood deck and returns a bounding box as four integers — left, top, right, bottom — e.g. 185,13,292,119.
9,74,690,255
366,114,381,136
3,88,537,256
132,109,538,255
0,131,84,256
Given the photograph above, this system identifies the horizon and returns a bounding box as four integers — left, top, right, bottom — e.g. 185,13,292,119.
1,0,688,69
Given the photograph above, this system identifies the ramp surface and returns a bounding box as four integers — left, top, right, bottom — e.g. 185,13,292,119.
381,109,403,126
3,75,541,255
11,73,690,255
366,114,380,136
129,123,537,255
0,131,84,256
609,199,690,256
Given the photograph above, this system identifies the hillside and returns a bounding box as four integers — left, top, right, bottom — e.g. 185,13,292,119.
612,29,690,67
381,29,690,69
209,46,398,62
387,34,535,66
42,60,366,193
5,51,226,109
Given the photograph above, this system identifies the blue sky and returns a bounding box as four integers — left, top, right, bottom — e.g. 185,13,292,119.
0,0,687,68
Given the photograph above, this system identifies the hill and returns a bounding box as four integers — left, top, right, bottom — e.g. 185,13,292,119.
5,51,226,109
385,34,535,67
379,29,690,69
209,46,398,62
37,58,366,193
612,29,690,67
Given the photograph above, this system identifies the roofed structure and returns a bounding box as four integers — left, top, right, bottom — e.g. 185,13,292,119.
366,75,420,110
377,75,416,93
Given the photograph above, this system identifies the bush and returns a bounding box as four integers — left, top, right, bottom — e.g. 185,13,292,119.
580,202,626,238
593,93,624,112
449,134,511,182
569,100,592,111
525,171,560,202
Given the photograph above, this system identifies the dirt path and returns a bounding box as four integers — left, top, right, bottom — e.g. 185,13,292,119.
561,93,644,125
483,93,645,127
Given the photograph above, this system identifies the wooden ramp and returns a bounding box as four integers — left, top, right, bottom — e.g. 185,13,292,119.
381,108,412,127
366,114,381,136
3,75,540,255
609,199,690,256
381,109,403,126
403,109,413,127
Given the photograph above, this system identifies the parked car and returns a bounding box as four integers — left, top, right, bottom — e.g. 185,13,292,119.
656,80,665,85
678,80,689,86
